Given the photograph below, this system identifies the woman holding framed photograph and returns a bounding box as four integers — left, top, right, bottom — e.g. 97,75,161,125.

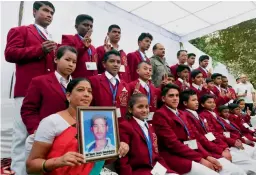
26,78,129,174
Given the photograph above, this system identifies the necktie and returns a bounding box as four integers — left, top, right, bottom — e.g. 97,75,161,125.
142,123,152,165
60,78,67,93
176,112,190,139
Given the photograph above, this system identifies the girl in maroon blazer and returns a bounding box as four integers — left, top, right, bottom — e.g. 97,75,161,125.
117,93,178,175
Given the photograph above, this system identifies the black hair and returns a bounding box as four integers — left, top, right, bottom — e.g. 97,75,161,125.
221,75,227,79
177,50,187,57
91,114,108,127
168,74,174,78
206,78,213,84
218,105,229,113
191,69,202,79
126,93,148,120
103,50,120,62
75,14,93,25
188,53,196,58
228,103,239,111
161,84,180,97
108,24,121,32
153,43,160,51
137,61,151,69
33,1,55,13
200,94,215,105
199,55,209,63
180,89,197,105
236,78,240,81
211,73,222,80
56,45,77,60
138,33,153,42
176,64,190,73
234,98,245,104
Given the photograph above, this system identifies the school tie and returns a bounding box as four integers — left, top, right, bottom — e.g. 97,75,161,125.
216,117,227,131
60,78,67,93
141,123,153,165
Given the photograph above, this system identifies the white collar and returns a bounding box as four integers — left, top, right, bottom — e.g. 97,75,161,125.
208,110,217,118
166,105,178,115
200,66,208,73
133,116,148,129
34,23,51,40
178,78,184,83
139,50,147,60
192,83,202,90
54,71,72,87
138,78,148,88
105,71,120,82
111,43,121,51
215,85,221,92
186,109,199,119
224,119,230,124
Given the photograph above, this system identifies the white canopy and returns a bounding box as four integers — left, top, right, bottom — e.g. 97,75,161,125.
109,1,256,41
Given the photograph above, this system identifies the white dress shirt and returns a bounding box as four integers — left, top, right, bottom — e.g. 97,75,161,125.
54,71,72,88
139,50,147,61
192,83,202,91
139,79,150,93
186,109,199,120
133,117,149,140
105,71,120,86
34,23,52,40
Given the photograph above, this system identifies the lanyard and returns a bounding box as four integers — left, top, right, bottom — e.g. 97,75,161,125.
138,50,147,61
144,85,151,105
60,84,66,94
175,111,190,138
141,124,153,165
186,110,208,133
216,117,227,131
229,123,242,135
108,79,119,105
78,35,92,61
34,24,47,40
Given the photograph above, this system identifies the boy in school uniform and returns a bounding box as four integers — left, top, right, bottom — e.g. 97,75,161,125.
4,1,56,174
96,25,130,82
62,14,98,79
89,50,130,119
152,84,221,175
196,55,212,79
189,70,209,99
170,50,188,80
174,65,191,91
127,33,153,81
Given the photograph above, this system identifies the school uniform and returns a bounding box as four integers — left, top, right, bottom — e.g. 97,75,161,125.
89,71,130,118
196,67,208,79
5,24,55,175
152,106,219,175
21,72,70,135
96,46,131,83
117,117,178,175
174,78,190,91
170,64,179,80
61,34,98,78
212,85,231,106
127,50,150,81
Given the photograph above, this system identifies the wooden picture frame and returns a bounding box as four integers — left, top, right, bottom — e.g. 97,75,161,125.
77,106,120,162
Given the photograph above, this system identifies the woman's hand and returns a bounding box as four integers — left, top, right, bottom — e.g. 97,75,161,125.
118,142,129,158
1,166,15,175
57,152,85,167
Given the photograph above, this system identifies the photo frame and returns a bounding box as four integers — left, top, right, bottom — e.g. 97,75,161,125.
77,106,120,162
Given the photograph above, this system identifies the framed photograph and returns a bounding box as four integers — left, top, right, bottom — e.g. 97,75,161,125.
77,106,120,162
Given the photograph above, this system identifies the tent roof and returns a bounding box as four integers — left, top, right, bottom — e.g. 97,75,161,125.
109,1,256,41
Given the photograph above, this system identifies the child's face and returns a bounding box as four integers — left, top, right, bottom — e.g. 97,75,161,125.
179,69,190,80
238,101,245,110
207,82,214,89
167,77,175,84
221,109,229,119
214,76,222,85
201,98,216,111
193,73,203,85
184,95,199,111
137,63,152,81
232,107,241,115
130,97,149,120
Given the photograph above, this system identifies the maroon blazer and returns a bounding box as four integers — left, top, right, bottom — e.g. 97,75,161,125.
5,24,55,97
152,106,206,174
61,34,98,79
184,110,225,158
128,80,160,112
117,118,177,175
127,51,150,82
211,86,230,106
170,64,179,80
189,85,210,100
196,67,208,79
21,73,67,134
89,73,130,118
96,46,130,83
174,79,190,92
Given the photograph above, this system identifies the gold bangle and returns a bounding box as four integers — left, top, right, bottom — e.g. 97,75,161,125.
42,160,50,173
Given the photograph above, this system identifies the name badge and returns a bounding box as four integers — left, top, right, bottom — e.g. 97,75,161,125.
116,108,121,118
205,132,216,141
146,112,154,121
184,139,198,150
223,132,230,138
119,65,125,72
85,62,97,70
151,162,167,175
243,123,250,128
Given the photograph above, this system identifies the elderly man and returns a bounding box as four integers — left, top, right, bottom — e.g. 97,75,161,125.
150,43,171,87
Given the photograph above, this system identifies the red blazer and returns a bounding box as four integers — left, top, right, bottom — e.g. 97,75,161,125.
21,73,67,134
61,34,98,79
128,80,160,112
89,73,130,118
184,110,225,158
96,46,130,83
174,79,190,91
117,118,177,175
196,67,208,79
5,24,55,97
170,64,179,80
211,86,230,106
152,106,205,174
127,51,150,82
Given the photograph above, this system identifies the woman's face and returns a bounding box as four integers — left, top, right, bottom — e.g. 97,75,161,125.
67,81,93,107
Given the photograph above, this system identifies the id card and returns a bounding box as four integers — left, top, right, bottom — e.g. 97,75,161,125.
151,162,167,175
116,108,121,118
243,123,250,128
146,112,154,121
205,132,216,141
119,65,125,72
85,62,97,70
223,132,230,138
184,139,198,150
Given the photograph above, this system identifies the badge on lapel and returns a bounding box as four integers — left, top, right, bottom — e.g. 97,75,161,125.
119,87,128,106
152,133,159,153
